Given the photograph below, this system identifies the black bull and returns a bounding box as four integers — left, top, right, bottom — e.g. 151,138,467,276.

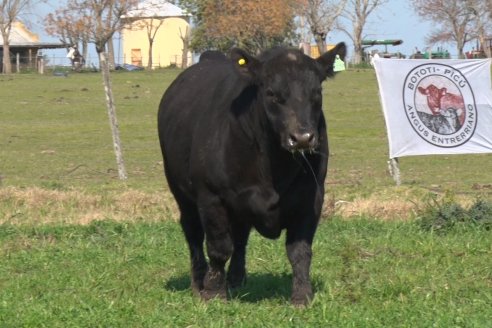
158,43,346,305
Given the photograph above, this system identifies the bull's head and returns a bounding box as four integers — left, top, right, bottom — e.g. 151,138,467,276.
230,43,346,153
418,84,446,115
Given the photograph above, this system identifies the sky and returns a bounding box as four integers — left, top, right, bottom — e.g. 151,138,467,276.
326,1,438,57
22,0,466,64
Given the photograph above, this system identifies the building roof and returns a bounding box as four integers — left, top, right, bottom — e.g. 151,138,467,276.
0,21,64,49
123,0,189,19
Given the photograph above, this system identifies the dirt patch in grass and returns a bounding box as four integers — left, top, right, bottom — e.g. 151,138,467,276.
324,187,477,221
0,186,481,225
322,190,418,220
0,187,178,225
330,197,417,220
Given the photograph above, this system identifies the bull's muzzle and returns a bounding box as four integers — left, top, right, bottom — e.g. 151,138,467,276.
287,131,318,152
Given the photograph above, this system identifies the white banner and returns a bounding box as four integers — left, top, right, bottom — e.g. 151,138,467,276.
374,58,492,158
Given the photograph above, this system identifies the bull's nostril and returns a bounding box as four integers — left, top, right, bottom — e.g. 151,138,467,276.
288,134,298,147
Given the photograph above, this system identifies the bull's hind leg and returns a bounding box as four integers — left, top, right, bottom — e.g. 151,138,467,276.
179,205,208,296
227,224,251,288
199,197,233,300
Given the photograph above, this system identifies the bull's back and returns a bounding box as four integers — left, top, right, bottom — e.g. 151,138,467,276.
158,65,208,154
157,59,240,194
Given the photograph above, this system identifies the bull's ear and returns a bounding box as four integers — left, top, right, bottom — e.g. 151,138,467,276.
230,48,261,81
316,42,347,78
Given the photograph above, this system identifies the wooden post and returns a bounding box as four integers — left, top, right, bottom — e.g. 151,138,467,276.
99,51,127,180
38,57,44,74
388,158,401,186
16,53,20,73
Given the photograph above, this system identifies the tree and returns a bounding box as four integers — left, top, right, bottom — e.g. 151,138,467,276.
339,0,389,64
179,25,190,68
122,1,176,70
411,0,475,59
167,0,227,52
0,0,32,74
201,0,300,53
45,9,91,65
301,0,347,55
466,0,492,58
45,0,138,180
124,16,164,69
141,18,164,69
171,0,308,55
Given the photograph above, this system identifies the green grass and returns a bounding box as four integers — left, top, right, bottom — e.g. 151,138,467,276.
0,69,177,192
324,70,492,198
1,219,491,327
2,69,491,197
1,68,491,224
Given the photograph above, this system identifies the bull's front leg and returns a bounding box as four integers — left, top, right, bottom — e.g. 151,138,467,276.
285,218,318,306
227,223,251,288
199,196,233,301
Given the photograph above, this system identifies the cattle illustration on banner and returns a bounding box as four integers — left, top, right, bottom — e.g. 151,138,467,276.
374,58,492,159
403,63,477,148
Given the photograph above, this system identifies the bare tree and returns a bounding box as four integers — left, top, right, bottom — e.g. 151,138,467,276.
143,18,164,69
45,9,91,64
107,36,116,68
466,0,492,58
412,0,475,59
122,1,192,69
45,0,138,180
81,0,136,179
0,0,32,74
301,0,347,55
123,16,165,69
339,0,388,64
179,25,190,68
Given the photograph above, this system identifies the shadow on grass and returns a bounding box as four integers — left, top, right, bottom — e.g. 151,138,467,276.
165,272,325,303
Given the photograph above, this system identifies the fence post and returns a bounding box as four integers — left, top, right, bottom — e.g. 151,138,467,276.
37,56,44,74
388,157,401,186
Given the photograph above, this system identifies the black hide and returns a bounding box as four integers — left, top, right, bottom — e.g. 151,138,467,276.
158,43,346,305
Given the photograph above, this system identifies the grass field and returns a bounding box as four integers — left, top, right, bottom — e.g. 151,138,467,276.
1,219,491,327
1,68,491,224
1,68,491,326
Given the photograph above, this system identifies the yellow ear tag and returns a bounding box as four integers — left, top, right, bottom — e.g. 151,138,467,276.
238,58,247,66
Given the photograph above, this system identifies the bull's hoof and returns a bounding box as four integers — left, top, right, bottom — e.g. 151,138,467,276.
191,282,203,297
200,288,227,301
202,269,227,301
291,288,313,307
291,295,313,307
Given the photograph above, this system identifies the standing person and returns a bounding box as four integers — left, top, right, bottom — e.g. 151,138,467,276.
67,45,84,71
